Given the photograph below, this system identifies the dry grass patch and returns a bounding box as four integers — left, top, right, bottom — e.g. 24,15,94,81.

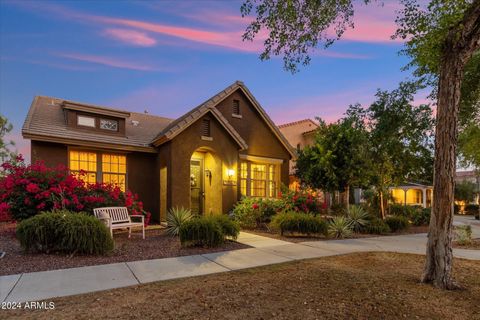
4,252,479,320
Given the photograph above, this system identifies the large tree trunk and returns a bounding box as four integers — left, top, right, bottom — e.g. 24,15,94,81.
422,1,480,289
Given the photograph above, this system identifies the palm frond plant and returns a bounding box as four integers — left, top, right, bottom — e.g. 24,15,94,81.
328,216,353,239
346,205,369,232
166,207,193,236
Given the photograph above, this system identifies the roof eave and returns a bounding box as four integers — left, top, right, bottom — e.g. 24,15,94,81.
23,132,157,153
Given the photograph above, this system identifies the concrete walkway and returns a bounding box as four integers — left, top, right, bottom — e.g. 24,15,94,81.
2,218,479,303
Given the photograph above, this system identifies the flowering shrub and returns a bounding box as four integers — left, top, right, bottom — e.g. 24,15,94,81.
0,157,150,224
279,187,324,214
232,187,324,229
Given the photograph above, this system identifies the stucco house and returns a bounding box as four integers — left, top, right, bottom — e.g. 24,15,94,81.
278,119,318,190
22,81,296,222
389,182,433,208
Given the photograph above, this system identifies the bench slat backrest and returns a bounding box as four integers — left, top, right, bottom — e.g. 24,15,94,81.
93,207,130,224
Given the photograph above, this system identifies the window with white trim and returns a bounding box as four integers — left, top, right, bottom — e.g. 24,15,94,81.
77,115,95,127
239,160,279,198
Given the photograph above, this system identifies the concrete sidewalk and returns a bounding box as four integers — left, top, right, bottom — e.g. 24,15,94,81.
1,228,479,303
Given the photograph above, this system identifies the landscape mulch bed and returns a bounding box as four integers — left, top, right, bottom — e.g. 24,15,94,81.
248,225,430,243
4,252,479,320
0,222,250,276
453,239,480,250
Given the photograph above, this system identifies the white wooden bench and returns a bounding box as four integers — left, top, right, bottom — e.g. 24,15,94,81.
93,207,145,239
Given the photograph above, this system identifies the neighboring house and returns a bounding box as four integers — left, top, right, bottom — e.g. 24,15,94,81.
278,119,318,190
22,81,296,222
389,183,433,208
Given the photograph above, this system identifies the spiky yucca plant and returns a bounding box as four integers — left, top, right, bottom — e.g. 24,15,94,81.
166,207,193,236
328,216,353,239
347,205,369,232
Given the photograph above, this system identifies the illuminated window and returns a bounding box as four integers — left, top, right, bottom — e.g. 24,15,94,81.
69,151,97,184
69,150,127,190
102,154,127,191
240,161,279,198
251,164,266,197
240,162,248,196
268,165,277,198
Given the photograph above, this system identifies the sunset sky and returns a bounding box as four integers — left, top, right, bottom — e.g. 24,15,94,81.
0,0,426,160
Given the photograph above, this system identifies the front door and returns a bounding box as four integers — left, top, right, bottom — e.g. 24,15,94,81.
190,159,203,215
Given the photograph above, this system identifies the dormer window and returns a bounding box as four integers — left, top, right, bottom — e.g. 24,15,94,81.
77,115,95,128
100,119,119,131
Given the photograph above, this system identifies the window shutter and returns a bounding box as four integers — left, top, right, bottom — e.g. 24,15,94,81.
202,119,211,137
233,100,240,115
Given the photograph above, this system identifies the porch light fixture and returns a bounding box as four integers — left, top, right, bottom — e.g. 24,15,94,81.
227,169,235,178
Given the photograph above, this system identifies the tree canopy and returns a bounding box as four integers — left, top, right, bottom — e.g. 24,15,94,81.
295,117,371,199
0,115,16,164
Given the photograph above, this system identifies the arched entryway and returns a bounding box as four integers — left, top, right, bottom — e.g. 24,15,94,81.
190,147,222,215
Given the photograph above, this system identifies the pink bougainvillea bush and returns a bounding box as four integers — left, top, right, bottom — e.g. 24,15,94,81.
0,156,150,225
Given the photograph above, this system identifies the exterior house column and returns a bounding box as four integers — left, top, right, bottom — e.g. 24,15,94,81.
422,188,427,208
404,188,408,206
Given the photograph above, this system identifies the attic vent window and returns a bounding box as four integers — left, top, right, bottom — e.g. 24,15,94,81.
233,100,240,115
202,119,211,137
77,115,95,128
100,119,118,131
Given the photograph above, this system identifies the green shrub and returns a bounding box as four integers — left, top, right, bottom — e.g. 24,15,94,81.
329,203,346,216
385,215,409,232
208,215,240,240
411,208,431,226
346,205,369,232
232,197,262,228
389,204,418,218
179,217,224,247
365,218,391,234
465,204,479,216
270,212,327,236
328,216,353,239
16,210,113,255
455,225,472,245
166,207,193,236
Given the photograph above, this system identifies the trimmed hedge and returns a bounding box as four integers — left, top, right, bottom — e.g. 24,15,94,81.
270,212,327,236
179,215,239,247
16,210,114,255
385,215,410,232
365,218,391,234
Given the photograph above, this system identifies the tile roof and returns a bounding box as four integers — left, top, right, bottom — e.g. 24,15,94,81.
22,81,296,158
153,80,296,158
278,118,318,128
22,96,173,152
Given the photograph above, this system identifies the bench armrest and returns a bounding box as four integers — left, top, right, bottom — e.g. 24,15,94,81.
130,215,144,222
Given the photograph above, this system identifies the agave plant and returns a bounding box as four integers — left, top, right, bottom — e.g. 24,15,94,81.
166,207,193,236
328,216,353,239
346,205,369,232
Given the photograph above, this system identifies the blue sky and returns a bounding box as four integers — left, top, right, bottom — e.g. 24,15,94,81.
0,0,422,159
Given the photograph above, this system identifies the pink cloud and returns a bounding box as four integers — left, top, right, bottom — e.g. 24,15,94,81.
9,1,377,57
341,2,403,43
55,52,160,71
102,28,157,47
